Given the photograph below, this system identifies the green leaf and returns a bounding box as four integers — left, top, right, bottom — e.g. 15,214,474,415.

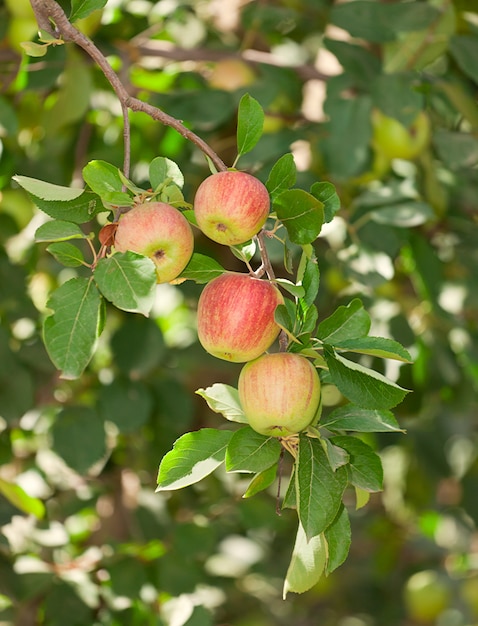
20,42,47,58
70,0,107,23
283,522,327,599
178,253,225,284
330,1,440,43
265,153,297,199
371,73,424,127
19,190,105,224
323,438,349,471
331,436,383,492
43,277,102,379
274,303,296,338
195,384,247,424
230,239,256,264
225,427,281,473
82,160,124,196
46,242,86,267
149,157,184,190
274,278,305,299
98,379,153,433
0,478,45,519
94,252,157,316
274,189,324,245
334,336,412,362
156,429,234,491
324,505,351,575
324,346,410,410
449,35,478,86
297,249,320,309
317,299,370,344
321,404,404,433
295,435,347,540
310,182,340,224
51,406,106,474
35,220,88,242
369,201,435,228
13,175,84,201
236,93,264,158
243,464,278,498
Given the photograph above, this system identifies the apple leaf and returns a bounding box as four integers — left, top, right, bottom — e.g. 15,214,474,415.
369,201,435,227
195,383,247,424
331,436,383,492
46,242,86,267
51,406,107,474
334,336,412,362
295,435,347,541
449,35,478,86
317,299,371,344
149,156,184,190
321,404,405,433
43,277,103,379
297,249,320,309
82,160,124,196
266,153,297,199
70,0,107,22
243,464,278,498
35,220,88,242
94,252,157,316
274,278,305,299
236,93,264,159
12,175,84,201
18,190,106,224
323,438,349,471
324,504,351,575
20,42,48,58
274,189,324,245
225,427,281,473
310,181,341,223
324,346,410,410
283,522,326,599
230,240,256,263
0,478,45,519
156,428,234,491
178,253,225,284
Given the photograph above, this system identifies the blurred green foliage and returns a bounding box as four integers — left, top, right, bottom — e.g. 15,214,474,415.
1,0,478,624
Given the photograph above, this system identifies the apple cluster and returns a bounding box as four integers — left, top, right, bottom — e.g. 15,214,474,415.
113,170,321,438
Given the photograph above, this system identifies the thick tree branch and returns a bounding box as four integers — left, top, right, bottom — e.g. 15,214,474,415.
32,0,227,173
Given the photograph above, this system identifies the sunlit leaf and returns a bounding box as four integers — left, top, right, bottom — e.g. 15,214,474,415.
283,522,326,598
236,93,264,158
35,220,88,242
0,478,45,519
321,404,405,433
178,253,225,284
334,336,413,362
266,153,297,199
156,429,234,491
13,176,84,201
243,464,278,498
196,383,247,423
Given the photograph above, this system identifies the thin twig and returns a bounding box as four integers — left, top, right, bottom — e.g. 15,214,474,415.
34,0,227,174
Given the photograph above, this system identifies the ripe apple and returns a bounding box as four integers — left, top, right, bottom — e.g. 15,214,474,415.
403,570,451,624
207,59,256,92
196,272,284,362
193,171,270,246
114,202,194,284
238,352,321,437
372,109,431,161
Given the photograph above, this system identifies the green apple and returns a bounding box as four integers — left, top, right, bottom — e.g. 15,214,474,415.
460,576,478,617
114,202,194,284
196,272,284,362
238,352,321,437
372,109,431,161
403,570,451,624
193,170,270,246
207,59,256,92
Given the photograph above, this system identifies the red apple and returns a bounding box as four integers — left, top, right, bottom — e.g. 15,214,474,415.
114,202,194,284
238,352,321,437
197,272,284,362
193,171,270,246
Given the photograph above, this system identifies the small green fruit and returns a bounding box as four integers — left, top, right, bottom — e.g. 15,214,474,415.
403,570,451,624
372,110,431,161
